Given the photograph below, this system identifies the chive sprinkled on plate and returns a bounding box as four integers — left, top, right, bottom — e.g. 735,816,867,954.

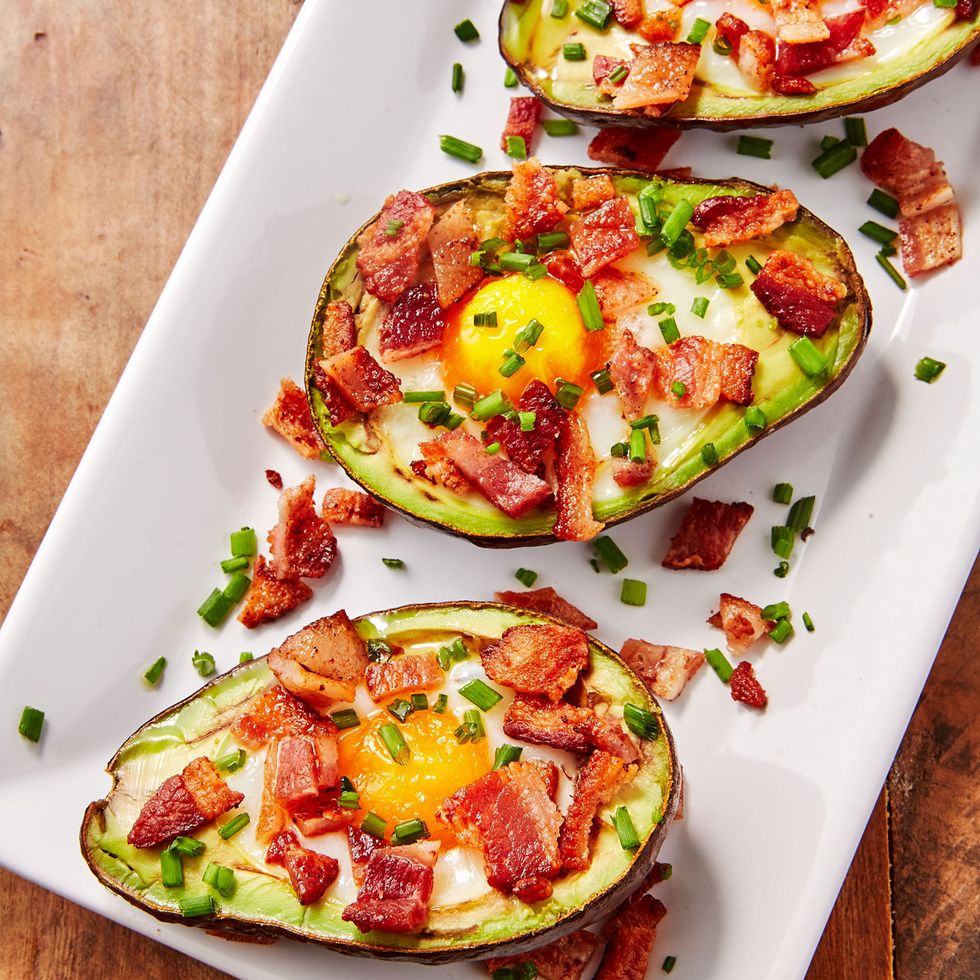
505,135,528,160
392,818,430,846
459,678,503,711
803,611,815,632
859,220,898,246
620,578,647,606
686,17,711,44
382,557,406,569
197,588,233,627
844,116,867,147
220,555,249,574
787,495,815,532
737,135,773,159
18,706,44,742
143,656,167,686
663,956,678,973
691,296,709,319
769,619,794,644
493,744,524,770
542,118,579,136
761,601,791,621
218,812,250,840
454,19,479,42
867,189,899,219
774,560,790,578
439,134,483,164
648,302,675,316
659,316,680,343
379,722,410,765
223,571,250,603
594,535,628,573
515,567,538,587
239,651,253,664
914,356,946,382
773,482,794,504
820,134,840,152
704,647,733,683
746,255,762,275
451,62,463,94
811,141,857,179
612,806,640,850
771,525,795,560
192,650,216,677
230,527,256,557
876,251,907,290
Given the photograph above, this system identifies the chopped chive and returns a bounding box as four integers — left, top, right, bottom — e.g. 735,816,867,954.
537,231,570,253
659,316,680,344
416,401,450,423
591,367,613,394
701,442,719,466
404,389,446,403
471,390,509,421
367,638,393,662
361,811,387,839
686,17,711,44
690,296,709,319
504,66,519,88
439,134,483,164
612,806,640,850
459,678,504,711
610,441,628,457
433,693,449,714
382,557,406,570
385,219,405,238
774,560,790,578
556,379,584,409
577,280,604,332
379,722,410,765
859,220,898,246
330,707,360,730
514,319,544,351
746,255,763,275
203,862,237,898
338,790,360,810
562,41,587,60
867,189,900,219
515,567,539,587
663,956,677,973
594,535,628,573
607,64,629,84
714,250,736,274
771,525,795,560
455,708,486,743
524,260,548,280
716,270,744,289
223,571,250,603
542,119,579,139
220,555,250,574
811,141,857,179
803,611,815,632
18,706,44,742
628,428,647,464
516,410,537,433
230,527,257,558
215,749,246,773
660,200,694,247
179,895,215,917
787,495,815,532
454,19,479,42
485,441,502,455
620,578,647,607
631,414,661,442
453,382,479,408
934,0,957,6
773,482,794,504
590,558,601,572
451,62,464,94
820,134,841,152
411,693,429,712
143,656,167,686
575,0,613,30
713,35,733,55
737,135,773,159
769,619,794,644
914,356,946,383
500,251,534,272
387,698,414,723
192,650,216,677
170,836,205,857
218,812,250,840
876,250,907,290
492,744,524,770
844,117,867,146
239,651,253,663
671,381,687,398
197,588,233,627
624,702,660,740
761,601,791,621
648,302,675,316
744,406,766,432
551,0,569,16
704,647,733,683
788,336,827,377
392,818,430,846
506,135,528,160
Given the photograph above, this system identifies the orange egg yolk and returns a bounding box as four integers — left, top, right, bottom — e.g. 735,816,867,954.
441,273,606,403
337,705,491,845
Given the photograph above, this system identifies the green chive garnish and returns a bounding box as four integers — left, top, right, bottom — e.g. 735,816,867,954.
143,656,167,686
771,525,795,560
239,651,253,663
773,482,793,504
575,0,613,30
18,706,44,742
628,428,647,464
411,693,429,712
223,571,250,603
594,535,628,573
339,790,360,810
607,64,628,84
215,749,246,773
472,390,509,421
451,62,464,94
821,135,840,152
867,189,900,219
504,66,518,87
686,17,711,44
455,708,486,743
620,578,647,607
404,389,446,403
610,441,628,457
563,42,587,60
518,410,537,432
716,270,744,289
367,638,392,662
459,679,503,711
542,118,578,136
691,296,709,319
179,895,215,917
203,862,237,898
454,19,479,42
769,619,794,644
514,319,544,352
453,382,479,407
500,251,534,272
361,811,387,838
170,836,205,857
704,647,733,683
788,336,827,377
515,567,538,587
537,231,569,252
387,698,414,723
218,812,250,840
220,555,249,573
612,806,640,850
629,414,660,436
660,200,694,247
659,316,680,344
433,693,449,714
876,251,907,290
551,0,569,17
382,557,406,570
859,220,898,246
624,702,659,741
230,527,256,558
803,612,815,632
812,141,857,179
787,495,815,532
671,381,687,398
761,601,791,621
439,134,483,164
914,356,946,383
744,406,766,432
713,35,733,55
591,367,613,394
701,443,718,466
331,707,360,730
192,650,216,677
648,302,675,316
197,588,233,627
663,955,678,973
492,744,524,770
746,255,763,275
556,379,584,409
385,219,404,238
774,560,790,578
737,135,773,159
379,722,410,765
392,818,430,846
577,281,604,332
506,135,528,160
844,116,867,147
485,440,502,454
160,848,184,888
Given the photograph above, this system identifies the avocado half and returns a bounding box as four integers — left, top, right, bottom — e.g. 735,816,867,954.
499,0,980,130
305,168,870,547
81,602,679,961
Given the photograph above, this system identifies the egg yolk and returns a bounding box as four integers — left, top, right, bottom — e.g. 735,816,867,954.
441,274,606,403
338,705,491,845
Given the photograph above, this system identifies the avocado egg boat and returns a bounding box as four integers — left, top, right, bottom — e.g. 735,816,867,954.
499,0,980,129
304,162,870,546
81,602,679,960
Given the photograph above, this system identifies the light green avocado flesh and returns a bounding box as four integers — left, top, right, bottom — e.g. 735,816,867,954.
306,169,869,544
83,604,677,957
500,0,979,124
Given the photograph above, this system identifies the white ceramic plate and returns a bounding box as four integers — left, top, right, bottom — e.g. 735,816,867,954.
1,1,977,977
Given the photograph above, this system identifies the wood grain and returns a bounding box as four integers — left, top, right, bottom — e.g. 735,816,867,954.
0,2,976,978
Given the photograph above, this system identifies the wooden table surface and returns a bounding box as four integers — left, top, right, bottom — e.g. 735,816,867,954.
1,3,977,977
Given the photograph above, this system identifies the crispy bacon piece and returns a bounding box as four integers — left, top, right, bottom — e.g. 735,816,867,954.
365,650,443,702
321,299,358,358
570,177,614,215
421,430,552,518
542,251,585,293
266,830,339,905
738,30,776,91
342,844,438,933
501,96,542,153
662,498,754,571
417,437,471,493
595,895,667,980
485,379,564,475
610,328,658,421
775,11,867,77
485,930,599,980
594,55,630,98
620,639,706,701
438,762,561,896
291,791,353,837
692,190,798,248
378,282,446,362
311,361,356,427
128,758,243,848
232,683,329,749
716,12,749,54
493,586,598,630
900,204,963,278
721,343,760,406
266,469,283,489
320,346,403,413
636,10,680,42
612,0,643,27
482,623,589,701
730,660,768,709
320,487,385,527
614,43,700,113
505,158,566,240
588,127,682,173
772,74,816,95
770,0,829,44
707,593,772,656
613,455,655,488
588,715,643,765
272,735,327,807
267,476,337,581
238,555,313,629
428,201,483,308
750,249,846,337
346,825,383,886
356,190,434,303
262,378,324,460
560,751,632,871
654,336,757,409
569,197,640,278
257,741,287,842
592,268,656,323
555,411,605,542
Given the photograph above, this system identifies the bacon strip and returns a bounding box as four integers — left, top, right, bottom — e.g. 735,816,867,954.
311,301,360,427
542,250,585,293
506,158,566,240
707,593,772,656
610,328,658,421
613,43,700,113
571,174,616,211
416,437,471,493
555,411,605,542
501,96,542,153
770,0,829,44
493,586,598,630
267,476,337,581
569,196,640,278
482,623,589,702
775,11,868,77
691,190,799,248
346,825,383,887
730,660,768,708
485,930,599,980
262,378,324,460
750,249,846,337
320,487,385,527
592,268,657,323
271,735,332,807
560,751,632,871
266,830,339,906
428,201,483,308
238,554,313,628
484,379,564,476
595,895,668,980
737,30,776,91
588,127,682,173
620,639,705,701
365,650,443,702
378,282,446,362
653,335,757,409
900,205,963,279
356,190,434,303
319,346,403,413
662,498,754,571
234,686,330,749
341,844,437,933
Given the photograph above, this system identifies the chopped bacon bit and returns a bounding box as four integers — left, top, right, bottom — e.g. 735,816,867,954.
592,268,657,323
900,204,963,278
421,430,552,518
267,476,337,581
636,10,681,42
559,751,632,871
493,586,598,630
320,346,403,413
505,158,567,240
482,623,589,701
555,411,605,542
721,343,759,406
588,714,643,765
610,328,658,421
569,196,639,278
612,0,643,27
513,876,554,903
485,930,599,980
320,487,386,527
428,201,483,308
595,895,667,980
542,250,586,293
266,830,339,906
311,361,356,427
588,127,682,173
751,249,846,337
653,335,723,409
256,743,287,842
662,497,754,571
485,379,564,475
341,845,437,933
715,12,749,55
770,0,829,45
265,469,283,490
356,190,434,303
730,660,768,709
613,455,655,488
272,736,322,808
346,825,383,886
262,378,324,460
775,11,866,77
378,282,446,362
708,593,772,656
594,55,630,98
128,758,243,848
238,555,314,629
859,0,922,30
737,30,776,91
417,437,471,493
771,74,817,95
365,650,443,702
291,791,353,837
503,695,594,753
620,639,705,701
613,43,700,113
691,190,799,248
321,299,358,359
570,174,617,211
501,96,542,153
438,761,562,894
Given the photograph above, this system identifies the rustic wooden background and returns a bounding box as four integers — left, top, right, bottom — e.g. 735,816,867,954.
1,2,977,977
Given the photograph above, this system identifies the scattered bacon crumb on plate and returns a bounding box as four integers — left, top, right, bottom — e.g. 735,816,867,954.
661,498,754,571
